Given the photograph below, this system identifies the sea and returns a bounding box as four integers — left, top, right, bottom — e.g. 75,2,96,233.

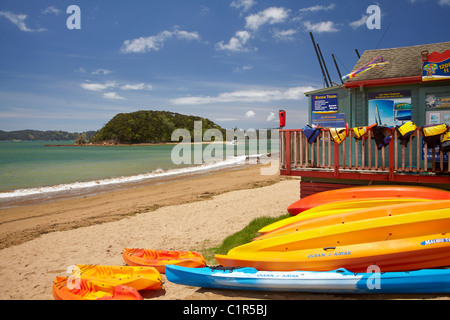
0,139,278,207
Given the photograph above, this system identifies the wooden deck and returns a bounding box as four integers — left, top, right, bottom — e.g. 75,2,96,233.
279,127,450,185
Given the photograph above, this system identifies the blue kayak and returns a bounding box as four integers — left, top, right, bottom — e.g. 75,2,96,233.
165,265,450,294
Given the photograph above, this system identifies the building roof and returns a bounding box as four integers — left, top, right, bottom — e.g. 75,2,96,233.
345,41,450,84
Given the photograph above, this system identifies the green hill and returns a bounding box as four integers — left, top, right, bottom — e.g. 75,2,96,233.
89,110,225,144
0,129,96,141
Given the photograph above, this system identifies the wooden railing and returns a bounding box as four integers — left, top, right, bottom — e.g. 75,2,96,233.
279,127,450,184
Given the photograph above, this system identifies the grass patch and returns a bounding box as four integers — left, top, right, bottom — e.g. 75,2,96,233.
201,213,290,265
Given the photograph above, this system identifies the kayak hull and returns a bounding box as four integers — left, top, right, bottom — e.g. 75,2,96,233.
288,185,450,215
257,200,450,241
165,265,450,294
260,198,431,234
74,264,162,291
123,248,206,273
52,276,143,300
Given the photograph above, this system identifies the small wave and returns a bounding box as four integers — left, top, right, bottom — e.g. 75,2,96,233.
0,155,256,200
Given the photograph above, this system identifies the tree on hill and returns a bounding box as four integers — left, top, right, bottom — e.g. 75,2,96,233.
89,110,225,144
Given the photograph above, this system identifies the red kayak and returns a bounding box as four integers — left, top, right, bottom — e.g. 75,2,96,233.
288,185,450,215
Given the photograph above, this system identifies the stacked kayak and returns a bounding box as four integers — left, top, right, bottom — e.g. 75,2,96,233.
166,265,450,294
215,201,450,272
168,185,450,294
123,248,206,273
52,264,162,300
287,185,450,215
52,276,143,300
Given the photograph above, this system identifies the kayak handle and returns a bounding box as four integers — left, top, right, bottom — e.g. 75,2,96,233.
323,246,336,251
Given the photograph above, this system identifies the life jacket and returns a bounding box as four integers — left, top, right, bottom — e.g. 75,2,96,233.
441,131,450,153
422,123,448,149
372,126,393,150
353,123,377,140
302,125,321,144
329,127,347,144
396,121,417,147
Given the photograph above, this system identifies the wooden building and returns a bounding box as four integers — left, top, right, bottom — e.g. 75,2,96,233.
279,41,450,198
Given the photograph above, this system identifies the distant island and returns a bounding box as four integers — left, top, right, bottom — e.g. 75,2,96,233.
0,129,96,141
88,110,225,144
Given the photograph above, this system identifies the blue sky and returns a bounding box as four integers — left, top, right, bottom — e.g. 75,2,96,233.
0,0,449,132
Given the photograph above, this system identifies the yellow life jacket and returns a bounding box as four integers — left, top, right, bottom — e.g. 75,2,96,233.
397,121,417,137
329,127,347,144
353,126,367,139
422,123,447,137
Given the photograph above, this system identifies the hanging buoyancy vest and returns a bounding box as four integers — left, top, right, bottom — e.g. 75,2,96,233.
302,125,321,144
396,121,417,147
372,125,393,150
353,123,377,140
441,131,450,153
329,127,348,144
422,123,448,149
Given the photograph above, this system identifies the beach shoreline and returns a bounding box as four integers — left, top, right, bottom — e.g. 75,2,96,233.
0,164,448,301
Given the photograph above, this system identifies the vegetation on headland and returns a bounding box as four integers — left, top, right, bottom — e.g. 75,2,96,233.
89,110,225,144
0,129,96,142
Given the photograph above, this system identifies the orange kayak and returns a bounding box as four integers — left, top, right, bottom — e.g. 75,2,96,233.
216,207,450,272
123,249,206,273
256,200,450,241
74,265,162,291
52,276,143,300
288,185,450,215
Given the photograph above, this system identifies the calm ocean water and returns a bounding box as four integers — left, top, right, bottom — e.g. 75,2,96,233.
0,139,278,201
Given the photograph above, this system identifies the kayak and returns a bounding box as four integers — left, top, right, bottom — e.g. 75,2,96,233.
216,207,450,272
123,248,206,273
165,265,450,294
256,200,450,241
52,276,143,300
259,198,431,234
287,185,450,215
73,264,162,291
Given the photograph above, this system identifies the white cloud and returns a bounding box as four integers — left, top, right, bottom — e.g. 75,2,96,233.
439,0,450,5
233,64,253,73
299,4,336,12
245,7,290,31
304,21,339,33
215,30,252,52
231,0,257,12
121,27,200,53
0,11,46,32
267,112,276,122
103,92,126,100
42,6,61,15
121,83,153,91
80,81,117,92
273,28,298,41
246,110,256,118
171,86,315,105
349,14,368,29
91,69,112,75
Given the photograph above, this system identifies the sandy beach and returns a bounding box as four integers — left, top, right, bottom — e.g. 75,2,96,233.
0,164,448,301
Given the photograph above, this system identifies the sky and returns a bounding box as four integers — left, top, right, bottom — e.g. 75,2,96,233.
0,0,449,132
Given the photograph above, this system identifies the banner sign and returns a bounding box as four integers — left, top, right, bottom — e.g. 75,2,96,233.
312,113,345,127
422,50,450,82
312,94,338,114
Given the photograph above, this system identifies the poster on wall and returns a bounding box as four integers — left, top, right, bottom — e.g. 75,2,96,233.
368,90,412,127
312,94,338,114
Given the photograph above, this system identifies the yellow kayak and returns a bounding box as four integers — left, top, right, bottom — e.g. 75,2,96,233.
258,198,432,234
216,207,450,272
256,200,450,241
73,265,163,291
